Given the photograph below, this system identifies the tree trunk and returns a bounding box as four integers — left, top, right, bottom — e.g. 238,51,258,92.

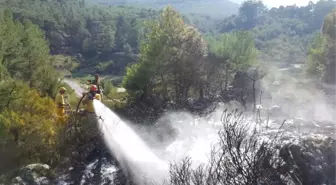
199,84,204,100
183,85,190,100
141,85,151,101
224,65,229,92
160,74,168,100
252,79,256,113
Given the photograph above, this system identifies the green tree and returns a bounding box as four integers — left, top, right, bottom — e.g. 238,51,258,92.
208,31,258,92
239,0,267,29
0,6,77,175
0,10,59,96
21,20,53,88
320,8,335,84
123,6,183,98
306,33,327,79
123,6,207,102
0,0,159,74
322,8,336,40
0,80,63,172
115,16,130,51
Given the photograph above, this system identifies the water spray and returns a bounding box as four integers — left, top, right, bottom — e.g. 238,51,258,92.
93,100,169,184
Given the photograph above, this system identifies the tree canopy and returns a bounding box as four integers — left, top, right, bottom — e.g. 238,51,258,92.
1,0,334,75
0,9,72,172
91,0,240,18
217,0,336,63
305,8,336,84
123,6,260,104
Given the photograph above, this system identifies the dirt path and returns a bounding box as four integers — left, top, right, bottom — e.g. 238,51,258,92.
64,78,124,104
64,78,85,97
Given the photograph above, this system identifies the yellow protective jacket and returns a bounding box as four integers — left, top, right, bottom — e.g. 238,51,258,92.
82,93,101,113
55,92,65,116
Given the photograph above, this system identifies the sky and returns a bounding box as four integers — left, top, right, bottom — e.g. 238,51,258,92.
232,0,319,8
262,0,318,8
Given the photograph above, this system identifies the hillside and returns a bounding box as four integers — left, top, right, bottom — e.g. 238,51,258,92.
1,0,336,183
1,0,334,76
0,0,159,76
91,0,240,18
213,0,336,64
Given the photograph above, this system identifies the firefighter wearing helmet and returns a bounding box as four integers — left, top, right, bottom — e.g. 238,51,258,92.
87,74,102,94
82,84,102,113
55,87,67,117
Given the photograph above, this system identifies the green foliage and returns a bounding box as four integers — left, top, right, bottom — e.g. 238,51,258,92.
322,8,336,40
205,31,259,93
1,0,335,77
0,0,158,75
0,9,60,96
0,10,76,173
99,78,130,109
209,31,258,72
238,0,267,29
123,62,152,92
306,33,327,78
92,0,240,18
115,7,265,106
218,0,336,63
95,60,115,73
122,6,263,103
51,55,79,72
123,7,185,92
306,8,336,84
0,81,63,172
101,79,113,95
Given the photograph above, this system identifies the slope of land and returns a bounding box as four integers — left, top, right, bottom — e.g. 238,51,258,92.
92,0,240,18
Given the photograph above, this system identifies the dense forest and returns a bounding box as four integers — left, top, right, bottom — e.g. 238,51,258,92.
0,0,160,76
0,0,334,76
0,9,67,171
91,0,240,18
215,0,336,63
0,0,335,179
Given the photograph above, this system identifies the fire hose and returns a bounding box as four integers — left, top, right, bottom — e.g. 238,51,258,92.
103,93,118,103
73,92,88,132
76,93,88,114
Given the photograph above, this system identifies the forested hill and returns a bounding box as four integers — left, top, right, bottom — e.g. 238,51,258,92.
209,0,336,64
0,0,335,76
1,0,159,75
91,0,240,18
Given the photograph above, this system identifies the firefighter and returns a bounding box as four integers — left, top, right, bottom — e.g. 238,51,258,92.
55,87,67,117
81,85,102,122
87,74,102,94
55,87,69,124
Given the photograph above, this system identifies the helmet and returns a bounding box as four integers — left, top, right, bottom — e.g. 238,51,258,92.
59,87,66,92
90,85,98,92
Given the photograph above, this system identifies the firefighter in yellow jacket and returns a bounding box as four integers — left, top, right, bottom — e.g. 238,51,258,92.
55,87,69,124
55,87,67,117
82,85,101,113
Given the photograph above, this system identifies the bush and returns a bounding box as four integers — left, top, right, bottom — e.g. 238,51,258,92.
100,79,131,110
101,79,114,95
0,81,66,173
